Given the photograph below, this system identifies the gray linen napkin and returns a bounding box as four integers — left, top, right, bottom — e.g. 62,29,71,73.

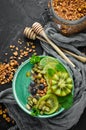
0,22,86,130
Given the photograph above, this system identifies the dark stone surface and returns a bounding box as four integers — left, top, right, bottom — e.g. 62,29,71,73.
0,0,86,130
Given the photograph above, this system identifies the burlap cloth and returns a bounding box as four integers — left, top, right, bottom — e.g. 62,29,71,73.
0,21,86,130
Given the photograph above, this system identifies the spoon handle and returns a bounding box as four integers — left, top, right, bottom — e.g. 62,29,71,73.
40,30,75,67
37,36,86,63
61,48,86,63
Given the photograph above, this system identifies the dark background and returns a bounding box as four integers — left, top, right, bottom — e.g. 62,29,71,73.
0,0,86,130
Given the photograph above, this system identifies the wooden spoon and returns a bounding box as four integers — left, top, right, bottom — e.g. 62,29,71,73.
61,48,86,63
24,27,86,63
23,27,46,42
23,27,36,40
32,22,75,68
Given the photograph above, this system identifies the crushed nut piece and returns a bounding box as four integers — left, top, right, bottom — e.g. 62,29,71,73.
13,51,18,56
32,45,36,49
0,60,19,85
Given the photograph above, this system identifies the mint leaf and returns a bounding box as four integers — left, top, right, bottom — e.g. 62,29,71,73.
30,55,41,64
47,68,55,77
55,63,66,72
31,107,40,116
58,93,73,109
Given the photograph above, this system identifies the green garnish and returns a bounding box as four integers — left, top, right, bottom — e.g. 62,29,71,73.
31,107,40,116
47,68,56,77
55,63,66,72
58,93,73,109
30,55,41,64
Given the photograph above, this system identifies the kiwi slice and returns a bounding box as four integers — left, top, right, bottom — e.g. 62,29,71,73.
37,94,59,115
50,72,73,96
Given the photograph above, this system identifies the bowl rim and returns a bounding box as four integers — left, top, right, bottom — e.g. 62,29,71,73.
12,55,74,118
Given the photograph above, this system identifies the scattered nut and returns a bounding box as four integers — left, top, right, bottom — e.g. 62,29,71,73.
13,51,18,56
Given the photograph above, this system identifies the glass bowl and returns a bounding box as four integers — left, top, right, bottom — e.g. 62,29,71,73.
48,0,86,35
